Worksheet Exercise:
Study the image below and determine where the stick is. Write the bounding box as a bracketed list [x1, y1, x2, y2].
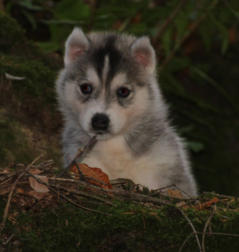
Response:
[27, 172, 111, 215]
[199, 232, 239, 238]
[55, 189, 111, 215]
[0, 155, 43, 233]
[201, 206, 215, 251]
[49, 176, 174, 207]
[178, 232, 194, 252]
[1, 233, 14, 246]
[47, 183, 114, 206]
[58, 136, 97, 177]
[179, 209, 202, 252]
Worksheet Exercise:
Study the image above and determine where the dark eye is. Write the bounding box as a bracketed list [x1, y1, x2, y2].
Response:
[117, 87, 131, 98]
[80, 83, 93, 95]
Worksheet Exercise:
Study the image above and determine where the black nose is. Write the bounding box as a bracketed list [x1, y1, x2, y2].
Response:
[91, 113, 109, 132]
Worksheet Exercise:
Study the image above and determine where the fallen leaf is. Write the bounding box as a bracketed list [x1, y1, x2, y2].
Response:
[29, 175, 49, 193]
[29, 168, 42, 175]
[176, 201, 187, 208]
[5, 72, 25, 80]
[0, 168, 11, 174]
[166, 189, 184, 199]
[195, 197, 219, 210]
[70, 163, 112, 189]
[28, 190, 49, 200]
[0, 186, 11, 195]
[16, 187, 25, 194]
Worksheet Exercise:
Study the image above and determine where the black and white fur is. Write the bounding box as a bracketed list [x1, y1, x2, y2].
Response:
[56, 27, 197, 197]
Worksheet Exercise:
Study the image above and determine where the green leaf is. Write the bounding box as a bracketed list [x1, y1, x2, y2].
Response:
[161, 27, 173, 56]
[55, 0, 90, 21]
[18, 0, 42, 11]
[187, 141, 204, 153]
[174, 12, 189, 48]
[209, 13, 229, 55]
[22, 9, 37, 30]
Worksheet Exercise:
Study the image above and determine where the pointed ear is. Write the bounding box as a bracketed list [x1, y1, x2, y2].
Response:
[64, 27, 89, 66]
[131, 36, 156, 74]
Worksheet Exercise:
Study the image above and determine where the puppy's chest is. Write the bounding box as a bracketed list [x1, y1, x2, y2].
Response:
[84, 137, 154, 179]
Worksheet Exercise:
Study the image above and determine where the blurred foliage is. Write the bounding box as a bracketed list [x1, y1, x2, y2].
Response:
[2, 0, 239, 194]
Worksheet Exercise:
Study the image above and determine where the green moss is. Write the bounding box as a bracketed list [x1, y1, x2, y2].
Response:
[0, 10, 60, 110]
[0, 197, 235, 251]
[0, 11, 26, 54]
[0, 54, 56, 107]
[0, 10, 62, 136]
[0, 11, 62, 168]
[0, 110, 35, 166]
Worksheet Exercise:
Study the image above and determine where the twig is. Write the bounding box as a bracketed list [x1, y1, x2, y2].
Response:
[112, 189, 174, 207]
[198, 231, 239, 238]
[70, 136, 97, 166]
[59, 136, 97, 177]
[159, 0, 218, 72]
[27, 172, 111, 215]
[50, 183, 114, 206]
[201, 206, 216, 252]
[154, 0, 188, 45]
[178, 227, 238, 252]
[49, 176, 113, 194]
[56, 189, 111, 215]
[178, 232, 194, 252]
[151, 184, 194, 199]
[1, 233, 14, 246]
[206, 192, 235, 199]
[0, 155, 43, 233]
[49, 176, 174, 207]
[179, 209, 202, 252]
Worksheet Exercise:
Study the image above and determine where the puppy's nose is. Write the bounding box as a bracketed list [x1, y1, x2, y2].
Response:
[91, 113, 109, 132]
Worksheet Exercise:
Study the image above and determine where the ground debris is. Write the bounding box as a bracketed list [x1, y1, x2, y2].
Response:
[1, 157, 239, 251]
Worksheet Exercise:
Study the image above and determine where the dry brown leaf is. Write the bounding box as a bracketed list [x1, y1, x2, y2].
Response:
[0, 168, 11, 174]
[28, 190, 49, 200]
[70, 163, 112, 189]
[176, 201, 187, 208]
[29, 168, 42, 175]
[0, 186, 11, 195]
[29, 175, 49, 193]
[195, 197, 219, 210]
[16, 187, 25, 194]
[167, 189, 184, 199]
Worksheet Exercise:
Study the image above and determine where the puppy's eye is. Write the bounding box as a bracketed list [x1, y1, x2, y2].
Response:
[117, 87, 131, 98]
[80, 83, 93, 95]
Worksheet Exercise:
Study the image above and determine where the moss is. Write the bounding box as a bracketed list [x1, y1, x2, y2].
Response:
[0, 10, 63, 170]
[0, 9, 62, 134]
[0, 10, 60, 111]
[0, 54, 56, 107]
[0, 110, 35, 166]
[0, 11, 60, 64]
[0, 109, 61, 168]
[4, 199, 236, 252]
[0, 11, 26, 54]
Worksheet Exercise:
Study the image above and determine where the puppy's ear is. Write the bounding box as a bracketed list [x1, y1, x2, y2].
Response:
[131, 36, 156, 74]
[64, 27, 89, 66]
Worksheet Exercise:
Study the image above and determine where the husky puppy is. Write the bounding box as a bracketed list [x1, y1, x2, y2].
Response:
[56, 27, 197, 197]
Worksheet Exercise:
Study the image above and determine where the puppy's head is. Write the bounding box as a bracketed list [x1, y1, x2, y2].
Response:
[57, 27, 159, 140]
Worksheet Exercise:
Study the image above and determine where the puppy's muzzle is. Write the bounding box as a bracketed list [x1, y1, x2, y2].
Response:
[91, 113, 109, 133]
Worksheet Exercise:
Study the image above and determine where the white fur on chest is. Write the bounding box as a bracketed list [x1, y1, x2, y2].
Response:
[83, 136, 177, 189]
